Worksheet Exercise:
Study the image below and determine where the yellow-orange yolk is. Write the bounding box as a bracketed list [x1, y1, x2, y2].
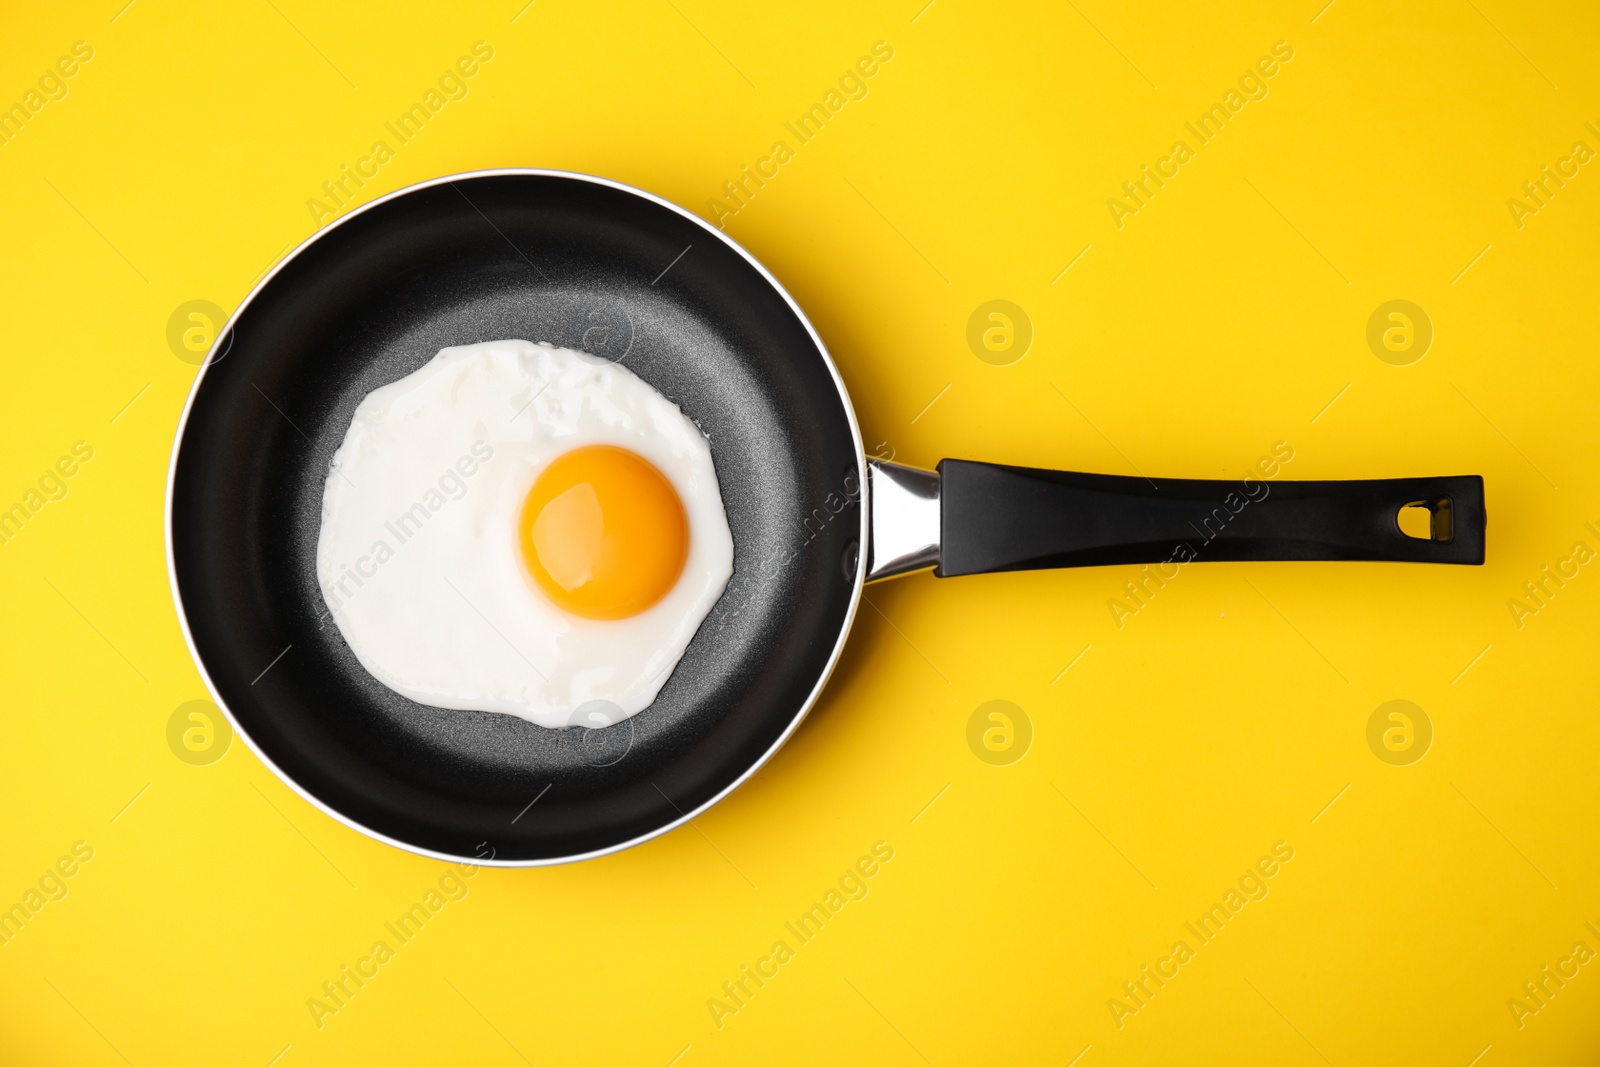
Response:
[518, 445, 689, 620]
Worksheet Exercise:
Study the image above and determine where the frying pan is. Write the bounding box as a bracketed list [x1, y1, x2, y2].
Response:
[167, 170, 1486, 866]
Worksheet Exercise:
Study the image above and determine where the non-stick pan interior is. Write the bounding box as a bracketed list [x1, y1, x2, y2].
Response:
[170, 173, 863, 863]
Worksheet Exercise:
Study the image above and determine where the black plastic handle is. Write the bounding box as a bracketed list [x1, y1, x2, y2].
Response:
[937, 459, 1485, 577]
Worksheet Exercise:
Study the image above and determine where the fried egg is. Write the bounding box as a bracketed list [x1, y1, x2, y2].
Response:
[316, 339, 734, 728]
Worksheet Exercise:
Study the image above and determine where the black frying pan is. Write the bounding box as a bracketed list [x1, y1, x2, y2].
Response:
[167, 170, 1486, 865]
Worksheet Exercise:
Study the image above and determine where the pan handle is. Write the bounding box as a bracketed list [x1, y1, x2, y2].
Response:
[925, 459, 1485, 577]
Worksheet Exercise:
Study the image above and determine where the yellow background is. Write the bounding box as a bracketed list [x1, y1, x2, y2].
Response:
[2, 0, 1597, 1063]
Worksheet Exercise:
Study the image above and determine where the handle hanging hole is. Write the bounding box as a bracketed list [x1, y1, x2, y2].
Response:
[1398, 498, 1453, 542]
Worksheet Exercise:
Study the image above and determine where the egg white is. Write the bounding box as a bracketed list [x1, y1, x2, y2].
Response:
[316, 339, 734, 728]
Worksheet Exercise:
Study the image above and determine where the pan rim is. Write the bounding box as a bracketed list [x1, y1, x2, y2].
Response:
[163, 167, 869, 867]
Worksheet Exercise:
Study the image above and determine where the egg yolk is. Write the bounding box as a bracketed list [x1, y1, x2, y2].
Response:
[518, 445, 689, 620]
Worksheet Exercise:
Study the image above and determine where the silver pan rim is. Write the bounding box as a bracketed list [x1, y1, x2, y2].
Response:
[163, 168, 869, 867]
